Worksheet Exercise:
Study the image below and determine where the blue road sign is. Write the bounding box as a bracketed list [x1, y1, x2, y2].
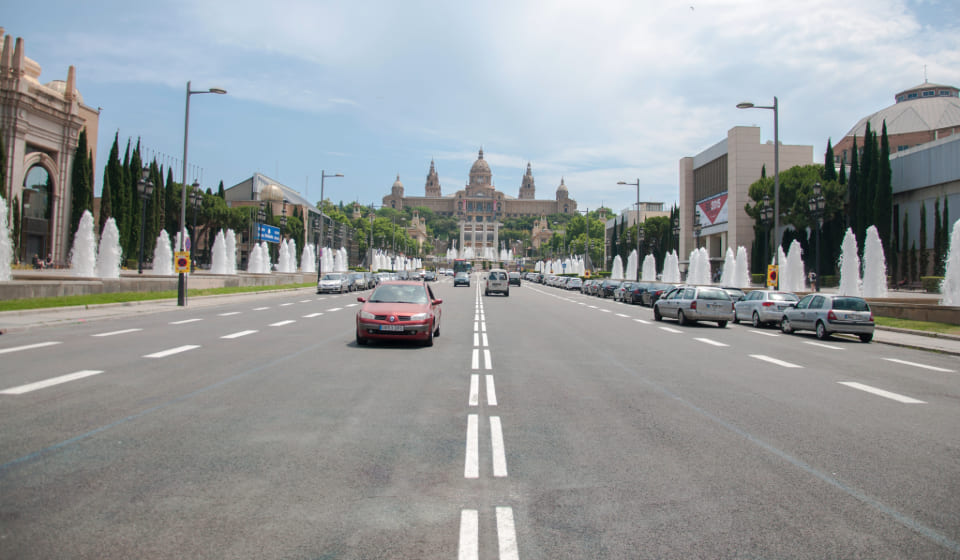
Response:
[258, 224, 281, 243]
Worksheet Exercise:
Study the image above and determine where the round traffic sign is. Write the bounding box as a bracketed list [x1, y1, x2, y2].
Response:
[177, 256, 189, 268]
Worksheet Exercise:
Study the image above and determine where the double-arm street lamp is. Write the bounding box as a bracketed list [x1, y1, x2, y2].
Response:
[693, 210, 702, 249]
[672, 215, 680, 252]
[190, 183, 202, 272]
[737, 96, 779, 288]
[316, 170, 344, 283]
[760, 194, 774, 272]
[136, 167, 154, 275]
[808, 182, 825, 292]
[178, 81, 226, 306]
[618, 178, 641, 278]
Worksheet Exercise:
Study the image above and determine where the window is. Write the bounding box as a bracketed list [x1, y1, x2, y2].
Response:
[810, 296, 825, 309]
[907, 92, 918, 99]
[938, 90, 952, 96]
[898, 145, 909, 152]
[922, 90, 934, 97]
[795, 295, 814, 309]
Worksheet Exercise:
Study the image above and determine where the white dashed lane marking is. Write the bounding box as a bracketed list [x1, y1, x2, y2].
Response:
[0, 341, 62, 355]
[694, 337, 729, 347]
[750, 330, 779, 337]
[253, 307, 270, 311]
[469, 375, 479, 406]
[838, 382, 926, 404]
[659, 327, 682, 334]
[804, 341, 844, 350]
[465, 414, 479, 479]
[269, 320, 295, 327]
[144, 345, 201, 358]
[221, 330, 258, 339]
[486, 375, 498, 406]
[92, 328, 142, 337]
[496, 507, 520, 560]
[169, 318, 202, 325]
[218, 312, 241, 317]
[490, 416, 508, 477]
[303, 312, 323, 318]
[750, 354, 803, 368]
[326, 307, 343, 312]
[0, 370, 103, 395]
[883, 358, 955, 373]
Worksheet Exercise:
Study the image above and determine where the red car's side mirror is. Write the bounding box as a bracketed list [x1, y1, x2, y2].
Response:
[357, 297, 366, 303]
[433, 299, 443, 305]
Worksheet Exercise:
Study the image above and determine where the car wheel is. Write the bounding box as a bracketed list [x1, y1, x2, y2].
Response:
[423, 323, 435, 347]
[752, 311, 761, 328]
[434, 322, 440, 337]
[485, 289, 489, 296]
[717, 320, 728, 328]
[816, 321, 830, 340]
[780, 317, 792, 334]
[654, 306, 662, 321]
[505, 290, 509, 297]
[677, 310, 687, 326]
[859, 332, 873, 343]
[356, 327, 368, 346]
[732, 310, 739, 324]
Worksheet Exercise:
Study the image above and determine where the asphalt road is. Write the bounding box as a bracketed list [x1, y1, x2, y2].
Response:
[0, 276, 958, 559]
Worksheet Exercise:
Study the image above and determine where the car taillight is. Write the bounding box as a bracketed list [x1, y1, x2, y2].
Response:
[827, 310, 837, 321]
[691, 301, 697, 310]
[762, 301, 774, 307]
[869, 313, 874, 322]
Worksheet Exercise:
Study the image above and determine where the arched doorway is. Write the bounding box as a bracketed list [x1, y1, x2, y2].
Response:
[22, 164, 53, 264]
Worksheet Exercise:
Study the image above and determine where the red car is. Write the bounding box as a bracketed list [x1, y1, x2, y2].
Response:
[355, 281, 442, 346]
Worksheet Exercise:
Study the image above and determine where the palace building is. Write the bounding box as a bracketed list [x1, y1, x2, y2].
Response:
[382, 148, 577, 253]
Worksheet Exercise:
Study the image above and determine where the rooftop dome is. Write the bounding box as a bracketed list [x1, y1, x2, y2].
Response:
[469, 148, 492, 187]
[392, 174, 403, 189]
[260, 184, 285, 201]
[844, 82, 960, 139]
[557, 177, 568, 192]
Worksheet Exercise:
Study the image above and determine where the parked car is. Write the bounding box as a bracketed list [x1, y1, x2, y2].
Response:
[614, 281, 636, 302]
[622, 282, 651, 305]
[780, 294, 874, 342]
[454, 271, 471, 287]
[566, 277, 583, 291]
[600, 279, 621, 298]
[485, 268, 510, 296]
[355, 281, 442, 346]
[424, 270, 437, 281]
[653, 285, 735, 327]
[721, 287, 746, 303]
[734, 290, 799, 327]
[641, 282, 679, 307]
[508, 271, 522, 286]
[317, 272, 350, 294]
[348, 272, 368, 291]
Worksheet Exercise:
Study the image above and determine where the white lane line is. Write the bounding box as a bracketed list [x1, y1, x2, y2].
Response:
[0, 341, 62, 355]
[750, 330, 779, 337]
[458, 509, 479, 560]
[804, 341, 844, 350]
[316, 297, 326, 301]
[326, 307, 343, 312]
[579, 302, 587, 305]
[838, 382, 926, 404]
[1, 370, 103, 395]
[269, 320, 295, 327]
[465, 414, 479, 478]
[481, 322, 487, 333]
[599, 308, 611, 313]
[490, 416, 508, 477]
[486, 375, 498, 406]
[482, 333, 489, 347]
[469, 375, 479, 406]
[219, 312, 242, 317]
[169, 318, 202, 325]
[496, 507, 520, 560]
[280, 303, 295, 307]
[474, 333, 479, 346]
[484, 349, 492, 370]
[92, 328, 142, 337]
[472, 349, 479, 370]
[144, 345, 200, 358]
[303, 312, 324, 318]
[345, 303, 358, 308]
[659, 327, 682, 334]
[884, 358, 955, 373]
[475, 314, 480, 321]
[221, 330, 258, 339]
[253, 306, 270, 311]
[634, 318, 651, 325]
[587, 305, 598, 309]
[474, 321, 479, 332]
[616, 313, 630, 318]
[750, 354, 803, 368]
[694, 337, 729, 347]
[299, 299, 312, 303]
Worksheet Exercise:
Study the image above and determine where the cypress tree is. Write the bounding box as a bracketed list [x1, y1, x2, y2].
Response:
[69, 129, 92, 249]
[847, 136, 859, 231]
[858, 123, 874, 245]
[761, 164, 766, 179]
[910, 241, 918, 282]
[12, 196, 20, 261]
[126, 141, 143, 260]
[838, 158, 847, 185]
[934, 197, 943, 276]
[901, 212, 909, 284]
[105, 133, 122, 235]
[824, 139, 837, 182]
[165, 167, 177, 235]
[611, 215, 618, 263]
[944, 197, 951, 262]
[99, 172, 112, 234]
[919, 201, 928, 276]
[217, 180, 225, 199]
[875, 121, 892, 257]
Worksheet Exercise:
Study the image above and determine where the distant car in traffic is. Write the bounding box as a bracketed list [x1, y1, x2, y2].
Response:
[780, 294, 874, 342]
[317, 272, 350, 294]
[454, 271, 470, 287]
[485, 268, 509, 296]
[508, 271, 522, 286]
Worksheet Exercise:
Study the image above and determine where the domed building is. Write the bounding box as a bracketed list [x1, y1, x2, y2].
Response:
[382, 148, 577, 255]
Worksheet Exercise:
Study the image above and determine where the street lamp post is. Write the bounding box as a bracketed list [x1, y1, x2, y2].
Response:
[617, 179, 641, 277]
[693, 210, 702, 249]
[136, 166, 154, 275]
[190, 183, 202, 272]
[316, 170, 344, 283]
[178, 81, 226, 306]
[738, 96, 779, 288]
[808, 182, 825, 292]
[760, 195, 773, 277]
[672, 215, 680, 253]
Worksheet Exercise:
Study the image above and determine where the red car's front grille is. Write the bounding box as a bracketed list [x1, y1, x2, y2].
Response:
[374, 315, 412, 321]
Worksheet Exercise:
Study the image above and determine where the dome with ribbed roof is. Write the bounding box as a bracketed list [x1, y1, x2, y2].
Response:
[844, 82, 960, 139]
[469, 148, 492, 187]
[260, 183, 285, 201]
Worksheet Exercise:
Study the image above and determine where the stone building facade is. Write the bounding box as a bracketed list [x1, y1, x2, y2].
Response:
[0, 28, 100, 265]
[382, 149, 577, 254]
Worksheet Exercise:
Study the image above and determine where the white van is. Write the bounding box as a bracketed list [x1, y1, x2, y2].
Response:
[485, 268, 509, 296]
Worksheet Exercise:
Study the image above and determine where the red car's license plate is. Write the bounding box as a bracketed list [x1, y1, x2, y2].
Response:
[379, 324, 404, 332]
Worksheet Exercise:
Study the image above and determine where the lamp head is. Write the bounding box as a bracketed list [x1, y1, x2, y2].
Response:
[736, 102, 755, 109]
[617, 181, 627, 185]
[208, 88, 227, 95]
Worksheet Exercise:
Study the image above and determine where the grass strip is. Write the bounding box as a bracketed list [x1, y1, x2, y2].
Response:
[0, 283, 314, 312]
[875, 316, 960, 336]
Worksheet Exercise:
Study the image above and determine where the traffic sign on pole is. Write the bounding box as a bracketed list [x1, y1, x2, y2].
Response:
[175, 251, 191, 274]
[767, 265, 779, 288]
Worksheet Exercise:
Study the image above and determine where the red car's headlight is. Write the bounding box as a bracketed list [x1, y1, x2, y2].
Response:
[359, 310, 375, 320]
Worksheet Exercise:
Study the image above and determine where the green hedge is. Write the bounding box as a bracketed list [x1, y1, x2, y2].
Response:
[921, 276, 944, 293]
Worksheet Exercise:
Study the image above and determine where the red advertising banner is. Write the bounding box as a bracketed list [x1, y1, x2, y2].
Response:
[697, 193, 728, 226]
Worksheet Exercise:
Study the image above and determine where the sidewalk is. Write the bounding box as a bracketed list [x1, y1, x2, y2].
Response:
[3, 289, 960, 356]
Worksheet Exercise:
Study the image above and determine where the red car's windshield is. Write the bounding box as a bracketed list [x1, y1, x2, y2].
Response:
[369, 284, 428, 304]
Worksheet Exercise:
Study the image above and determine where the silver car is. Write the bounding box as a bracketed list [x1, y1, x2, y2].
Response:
[653, 285, 735, 327]
[780, 294, 875, 342]
[317, 272, 350, 294]
[734, 290, 800, 328]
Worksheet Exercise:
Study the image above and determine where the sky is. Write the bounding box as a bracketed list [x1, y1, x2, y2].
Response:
[4, 0, 959, 216]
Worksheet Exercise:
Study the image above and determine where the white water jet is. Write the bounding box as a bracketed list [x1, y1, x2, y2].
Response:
[277, 239, 292, 273]
[862, 225, 888, 298]
[0, 196, 13, 281]
[779, 241, 805, 292]
[152, 230, 173, 275]
[662, 250, 681, 283]
[211, 230, 228, 274]
[641, 254, 657, 281]
[720, 247, 736, 286]
[734, 246, 750, 288]
[624, 250, 637, 281]
[687, 247, 711, 284]
[225, 229, 237, 274]
[301, 243, 316, 273]
[941, 219, 960, 305]
[610, 256, 624, 280]
[96, 218, 122, 279]
[837, 228, 862, 296]
[70, 210, 97, 277]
